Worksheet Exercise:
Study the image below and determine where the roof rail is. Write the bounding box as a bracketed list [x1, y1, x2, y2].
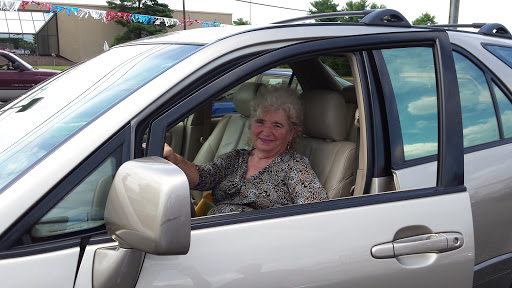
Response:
[360, 9, 411, 27]
[478, 23, 512, 39]
[271, 9, 411, 27]
[271, 10, 373, 24]
[428, 23, 512, 39]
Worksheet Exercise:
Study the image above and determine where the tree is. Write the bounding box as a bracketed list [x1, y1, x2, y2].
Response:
[308, 0, 339, 22]
[339, 0, 386, 22]
[233, 18, 251, 25]
[309, 0, 386, 23]
[106, 0, 175, 46]
[412, 12, 438, 25]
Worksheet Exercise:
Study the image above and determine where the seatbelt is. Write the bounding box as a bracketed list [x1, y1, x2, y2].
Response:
[200, 105, 212, 144]
[351, 109, 360, 195]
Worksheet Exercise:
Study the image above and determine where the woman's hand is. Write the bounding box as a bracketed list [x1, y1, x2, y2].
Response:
[163, 143, 180, 164]
[162, 143, 199, 188]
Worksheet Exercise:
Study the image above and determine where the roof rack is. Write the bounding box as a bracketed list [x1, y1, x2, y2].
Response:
[428, 23, 512, 39]
[272, 9, 411, 27]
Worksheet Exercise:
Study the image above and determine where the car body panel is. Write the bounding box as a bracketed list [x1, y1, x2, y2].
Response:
[132, 192, 474, 288]
[0, 247, 79, 288]
[395, 142, 512, 266]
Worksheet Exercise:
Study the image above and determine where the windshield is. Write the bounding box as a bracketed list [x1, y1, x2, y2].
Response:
[0, 44, 200, 192]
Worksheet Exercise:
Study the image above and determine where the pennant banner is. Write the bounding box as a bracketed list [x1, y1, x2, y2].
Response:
[0, 1, 226, 28]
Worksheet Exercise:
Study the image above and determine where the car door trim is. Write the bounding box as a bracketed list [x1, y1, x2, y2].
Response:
[191, 185, 467, 230]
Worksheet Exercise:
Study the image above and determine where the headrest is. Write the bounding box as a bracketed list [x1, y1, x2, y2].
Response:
[301, 90, 350, 141]
[233, 82, 263, 117]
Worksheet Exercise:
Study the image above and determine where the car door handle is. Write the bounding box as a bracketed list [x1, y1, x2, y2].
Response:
[371, 232, 464, 259]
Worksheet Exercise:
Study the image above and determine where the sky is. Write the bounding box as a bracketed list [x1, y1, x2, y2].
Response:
[57, 0, 512, 31]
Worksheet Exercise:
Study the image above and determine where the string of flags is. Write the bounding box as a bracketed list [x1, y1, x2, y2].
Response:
[0, 0, 226, 28]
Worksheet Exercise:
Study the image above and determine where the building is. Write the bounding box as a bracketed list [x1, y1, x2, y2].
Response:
[0, 2, 232, 64]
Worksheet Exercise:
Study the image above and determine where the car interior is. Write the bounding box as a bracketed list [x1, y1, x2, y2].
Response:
[144, 53, 373, 217]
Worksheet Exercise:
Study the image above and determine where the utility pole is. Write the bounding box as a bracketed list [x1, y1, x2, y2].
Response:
[449, 0, 460, 24]
[183, 0, 186, 30]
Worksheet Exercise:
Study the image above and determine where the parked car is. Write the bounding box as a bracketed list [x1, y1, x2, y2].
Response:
[0, 50, 60, 105]
[1, 9, 512, 288]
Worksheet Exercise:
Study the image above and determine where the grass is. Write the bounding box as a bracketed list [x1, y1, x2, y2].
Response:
[34, 66, 70, 71]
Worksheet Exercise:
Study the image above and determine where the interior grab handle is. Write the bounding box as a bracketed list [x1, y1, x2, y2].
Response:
[371, 232, 464, 259]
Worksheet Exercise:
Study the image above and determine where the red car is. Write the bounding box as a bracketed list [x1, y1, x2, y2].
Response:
[0, 50, 60, 104]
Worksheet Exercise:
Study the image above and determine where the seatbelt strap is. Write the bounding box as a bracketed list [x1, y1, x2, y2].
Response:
[351, 109, 360, 195]
[200, 106, 212, 144]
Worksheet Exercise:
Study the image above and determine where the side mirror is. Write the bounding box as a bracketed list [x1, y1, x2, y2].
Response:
[93, 157, 191, 288]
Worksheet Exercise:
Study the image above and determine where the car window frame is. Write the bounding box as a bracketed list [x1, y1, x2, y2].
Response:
[381, 42, 512, 169]
[145, 30, 465, 230]
[0, 125, 130, 258]
[373, 41, 464, 188]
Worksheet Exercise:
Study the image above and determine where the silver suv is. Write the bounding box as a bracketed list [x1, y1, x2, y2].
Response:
[1, 9, 511, 288]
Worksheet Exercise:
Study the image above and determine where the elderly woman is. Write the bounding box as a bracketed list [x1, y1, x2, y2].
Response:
[164, 86, 328, 215]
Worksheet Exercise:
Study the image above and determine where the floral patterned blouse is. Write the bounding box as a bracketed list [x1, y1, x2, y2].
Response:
[194, 149, 328, 215]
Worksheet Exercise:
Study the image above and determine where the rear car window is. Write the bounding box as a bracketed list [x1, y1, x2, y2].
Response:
[453, 52, 499, 147]
[484, 44, 512, 69]
[494, 82, 512, 139]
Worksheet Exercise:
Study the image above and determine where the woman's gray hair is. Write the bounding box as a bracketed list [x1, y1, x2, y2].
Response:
[249, 85, 303, 148]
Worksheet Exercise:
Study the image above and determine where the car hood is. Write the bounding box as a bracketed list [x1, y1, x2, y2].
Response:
[35, 68, 61, 75]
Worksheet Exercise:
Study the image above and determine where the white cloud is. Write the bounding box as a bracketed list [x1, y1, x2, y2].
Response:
[403, 142, 437, 160]
[408, 96, 437, 115]
[463, 117, 499, 147]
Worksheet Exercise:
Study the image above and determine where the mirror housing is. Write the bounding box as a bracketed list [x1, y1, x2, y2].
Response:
[104, 156, 191, 255]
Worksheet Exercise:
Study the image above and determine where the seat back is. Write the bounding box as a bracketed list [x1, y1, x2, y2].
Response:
[296, 89, 356, 199]
[193, 82, 262, 164]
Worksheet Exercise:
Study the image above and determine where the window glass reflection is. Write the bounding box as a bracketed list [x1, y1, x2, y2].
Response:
[7, 19, 22, 33]
[5, 11, 19, 20]
[382, 47, 438, 160]
[453, 52, 499, 147]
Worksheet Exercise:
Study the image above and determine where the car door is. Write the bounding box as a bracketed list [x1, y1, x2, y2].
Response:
[95, 31, 472, 287]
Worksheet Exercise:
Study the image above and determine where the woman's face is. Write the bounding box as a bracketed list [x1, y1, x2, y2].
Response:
[251, 109, 295, 157]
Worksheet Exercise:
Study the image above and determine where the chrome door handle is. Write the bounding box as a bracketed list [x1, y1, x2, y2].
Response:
[371, 232, 464, 259]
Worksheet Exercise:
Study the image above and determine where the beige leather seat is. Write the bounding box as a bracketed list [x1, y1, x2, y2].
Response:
[296, 89, 356, 199]
[193, 82, 262, 165]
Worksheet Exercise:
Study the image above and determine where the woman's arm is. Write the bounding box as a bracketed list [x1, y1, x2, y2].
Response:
[287, 156, 329, 204]
[163, 144, 199, 188]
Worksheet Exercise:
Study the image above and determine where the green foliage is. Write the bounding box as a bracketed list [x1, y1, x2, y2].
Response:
[308, 0, 339, 22]
[320, 56, 352, 78]
[106, 0, 175, 46]
[339, 0, 386, 22]
[233, 18, 251, 25]
[309, 0, 386, 23]
[412, 12, 438, 25]
[0, 37, 37, 54]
